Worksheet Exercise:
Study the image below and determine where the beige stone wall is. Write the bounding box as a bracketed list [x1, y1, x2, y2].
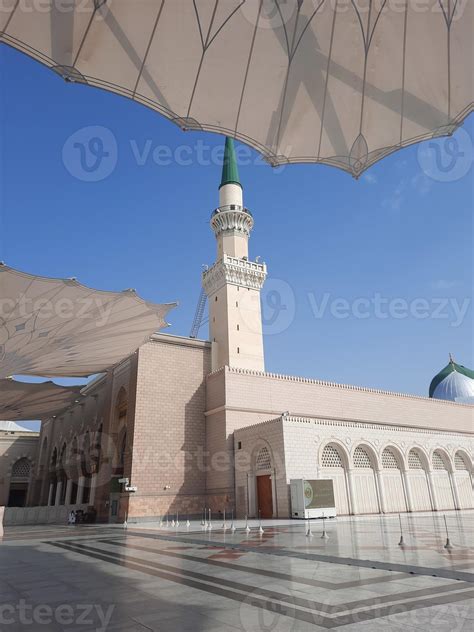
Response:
[205, 366, 473, 518]
[223, 367, 473, 433]
[0, 432, 39, 506]
[128, 333, 211, 520]
[234, 415, 473, 517]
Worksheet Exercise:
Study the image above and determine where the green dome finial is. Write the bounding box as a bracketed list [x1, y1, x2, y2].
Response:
[219, 137, 241, 190]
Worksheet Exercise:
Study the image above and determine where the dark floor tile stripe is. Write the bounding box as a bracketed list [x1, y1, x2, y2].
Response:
[98, 537, 434, 591]
[51, 540, 474, 620]
[123, 530, 474, 583]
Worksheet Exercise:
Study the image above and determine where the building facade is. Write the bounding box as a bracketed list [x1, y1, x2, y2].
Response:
[3, 138, 473, 523]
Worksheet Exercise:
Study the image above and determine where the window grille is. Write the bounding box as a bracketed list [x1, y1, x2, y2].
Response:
[321, 445, 343, 468]
[454, 453, 468, 471]
[353, 447, 373, 468]
[12, 458, 30, 479]
[382, 448, 400, 469]
[408, 450, 424, 469]
[432, 451, 447, 470]
[256, 447, 272, 471]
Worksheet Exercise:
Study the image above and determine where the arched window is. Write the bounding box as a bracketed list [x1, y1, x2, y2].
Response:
[408, 449, 425, 469]
[8, 458, 31, 508]
[382, 448, 400, 469]
[119, 432, 127, 468]
[12, 458, 30, 479]
[353, 446, 373, 469]
[256, 446, 272, 471]
[432, 450, 448, 470]
[321, 445, 344, 468]
[454, 452, 469, 471]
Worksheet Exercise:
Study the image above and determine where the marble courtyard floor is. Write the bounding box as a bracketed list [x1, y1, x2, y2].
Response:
[0, 512, 473, 631]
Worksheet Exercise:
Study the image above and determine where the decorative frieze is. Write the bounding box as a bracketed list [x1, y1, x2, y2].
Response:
[203, 254, 267, 294]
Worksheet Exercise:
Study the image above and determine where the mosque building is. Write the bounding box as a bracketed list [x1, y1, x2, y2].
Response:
[1, 139, 473, 525]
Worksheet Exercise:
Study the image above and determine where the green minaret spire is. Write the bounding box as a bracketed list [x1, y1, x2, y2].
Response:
[219, 137, 242, 189]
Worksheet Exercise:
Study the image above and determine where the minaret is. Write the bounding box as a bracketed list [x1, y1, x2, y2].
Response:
[203, 138, 267, 372]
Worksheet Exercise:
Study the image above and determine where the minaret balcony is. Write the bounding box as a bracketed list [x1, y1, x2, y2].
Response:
[211, 205, 254, 238]
[203, 254, 267, 295]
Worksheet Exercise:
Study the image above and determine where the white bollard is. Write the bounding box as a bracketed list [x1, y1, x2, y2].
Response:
[208, 508, 213, 530]
[443, 515, 453, 550]
[258, 510, 264, 535]
[306, 520, 313, 538]
[398, 513, 405, 546]
[321, 513, 329, 540]
[245, 515, 251, 533]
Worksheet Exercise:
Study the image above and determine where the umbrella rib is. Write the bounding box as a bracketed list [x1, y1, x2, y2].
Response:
[399, 0, 409, 146]
[317, 1, 338, 160]
[132, 0, 165, 97]
[193, 0, 206, 49]
[234, 0, 262, 134]
[186, 0, 219, 118]
[206, 1, 246, 49]
[290, 0, 327, 63]
[2, 0, 20, 33]
[72, 8, 98, 68]
[357, 0, 372, 136]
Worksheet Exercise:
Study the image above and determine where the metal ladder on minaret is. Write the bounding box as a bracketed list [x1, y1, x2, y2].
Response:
[189, 288, 208, 338]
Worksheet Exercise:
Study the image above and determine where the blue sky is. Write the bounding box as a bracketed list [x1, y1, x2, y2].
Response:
[1, 44, 472, 420]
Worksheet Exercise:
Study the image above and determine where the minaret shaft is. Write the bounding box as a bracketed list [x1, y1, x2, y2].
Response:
[202, 138, 266, 372]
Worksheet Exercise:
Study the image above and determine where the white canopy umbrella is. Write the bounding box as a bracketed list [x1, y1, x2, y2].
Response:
[0, 378, 84, 421]
[0, 264, 175, 378]
[0, 1, 471, 175]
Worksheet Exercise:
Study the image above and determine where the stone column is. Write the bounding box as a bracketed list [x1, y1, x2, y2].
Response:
[76, 476, 85, 505]
[402, 470, 414, 512]
[375, 470, 386, 513]
[346, 469, 358, 515]
[450, 472, 462, 510]
[427, 471, 439, 511]
[89, 474, 98, 505]
[64, 479, 73, 505]
[47, 483, 54, 506]
[54, 481, 63, 506]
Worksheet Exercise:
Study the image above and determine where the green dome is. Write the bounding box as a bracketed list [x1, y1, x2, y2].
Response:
[429, 357, 474, 398]
[219, 137, 241, 190]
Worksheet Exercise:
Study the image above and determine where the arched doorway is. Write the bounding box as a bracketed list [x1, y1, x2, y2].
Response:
[352, 445, 380, 514]
[255, 446, 273, 518]
[432, 450, 456, 510]
[319, 443, 350, 515]
[408, 448, 432, 511]
[453, 451, 473, 509]
[8, 458, 31, 507]
[381, 447, 407, 513]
